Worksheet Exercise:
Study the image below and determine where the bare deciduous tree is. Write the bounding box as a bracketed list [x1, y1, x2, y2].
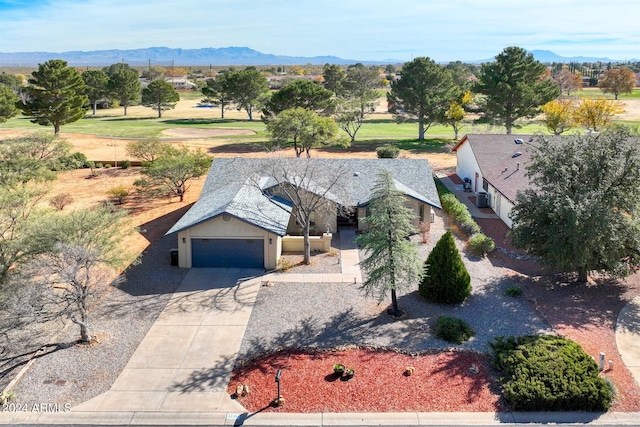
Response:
[244, 157, 349, 264]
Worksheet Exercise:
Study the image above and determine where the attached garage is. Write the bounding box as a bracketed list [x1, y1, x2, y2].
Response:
[191, 238, 264, 268]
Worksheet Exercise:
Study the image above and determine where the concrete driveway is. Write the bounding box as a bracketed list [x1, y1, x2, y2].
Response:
[74, 268, 263, 413]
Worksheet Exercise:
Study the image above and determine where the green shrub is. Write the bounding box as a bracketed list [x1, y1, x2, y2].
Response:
[490, 335, 613, 411]
[86, 160, 95, 169]
[440, 193, 481, 235]
[120, 160, 131, 169]
[95, 162, 103, 168]
[104, 163, 112, 168]
[58, 151, 88, 169]
[504, 285, 522, 297]
[435, 316, 475, 344]
[376, 144, 400, 158]
[433, 176, 452, 196]
[468, 233, 495, 256]
[419, 230, 471, 303]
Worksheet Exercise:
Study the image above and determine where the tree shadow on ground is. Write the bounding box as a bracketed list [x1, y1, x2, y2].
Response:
[522, 273, 639, 332]
[168, 355, 236, 392]
[0, 341, 76, 388]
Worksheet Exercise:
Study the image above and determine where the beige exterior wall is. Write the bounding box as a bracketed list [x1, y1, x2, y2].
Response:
[286, 203, 337, 235]
[357, 198, 433, 232]
[282, 233, 332, 252]
[176, 215, 281, 270]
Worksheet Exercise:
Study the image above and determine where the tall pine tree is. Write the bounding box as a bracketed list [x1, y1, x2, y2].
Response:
[355, 170, 422, 316]
[19, 59, 88, 134]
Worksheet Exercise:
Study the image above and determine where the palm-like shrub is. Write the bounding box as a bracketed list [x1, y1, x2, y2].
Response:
[419, 230, 471, 303]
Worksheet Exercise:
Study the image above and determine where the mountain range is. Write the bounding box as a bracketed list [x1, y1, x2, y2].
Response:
[0, 46, 634, 67]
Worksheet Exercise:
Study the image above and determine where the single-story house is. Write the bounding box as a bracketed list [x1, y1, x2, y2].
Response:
[453, 134, 538, 228]
[165, 77, 198, 90]
[166, 158, 441, 270]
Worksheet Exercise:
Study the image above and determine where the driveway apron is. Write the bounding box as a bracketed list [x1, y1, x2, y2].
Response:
[73, 267, 263, 412]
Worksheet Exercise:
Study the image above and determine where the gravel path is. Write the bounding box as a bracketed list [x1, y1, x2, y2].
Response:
[5, 235, 187, 409]
[237, 211, 551, 362]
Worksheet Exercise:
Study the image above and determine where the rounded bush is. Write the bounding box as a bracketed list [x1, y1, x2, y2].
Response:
[435, 316, 475, 344]
[120, 160, 131, 169]
[376, 144, 400, 158]
[419, 230, 471, 304]
[490, 335, 613, 411]
[468, 233, 495, 256]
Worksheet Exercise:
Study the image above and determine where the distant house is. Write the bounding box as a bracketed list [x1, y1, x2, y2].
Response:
[453, 134, 538, 228]
[165, 77, 197, 90]
[166, 158, 441, 270]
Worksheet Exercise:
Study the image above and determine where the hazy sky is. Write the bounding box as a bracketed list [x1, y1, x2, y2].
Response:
[0, 0, 638, 61]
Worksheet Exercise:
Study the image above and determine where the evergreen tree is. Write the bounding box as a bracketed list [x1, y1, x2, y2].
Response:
[355, 170, 422, 316]
[474, 46, 559, 134]
[387, 57, 456, 141]
[419, 230, 470, 304]
[82, 69, 110, 115]
[105, 63, 140, 116]
[18, 59, 88, 134]
[141, 79, 180, 118]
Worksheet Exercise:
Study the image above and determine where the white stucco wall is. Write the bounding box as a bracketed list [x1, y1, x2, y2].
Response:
[176, 215, 281, 270]
[486, 185, 515, 228]
[455, 142, 482, 192]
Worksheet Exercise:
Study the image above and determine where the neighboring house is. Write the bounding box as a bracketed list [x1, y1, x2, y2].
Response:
[453, 134, 538, 228]
[165, 77, 197, 90]
[166, 158, 441, 270]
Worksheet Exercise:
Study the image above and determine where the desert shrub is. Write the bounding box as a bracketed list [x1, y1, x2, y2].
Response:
[49, 193, 74, 210]
[419, 230, 471, 303]
[104, 163, 112, 169]
[376, 144, 400, 158]
[435, 316, 475, 344]
[58, 151, 88, 169]
[95, 162, 103, 169]
[107, 184, 130, 204]
[120, 160, 131, 169]
[85, 161, 95, 169]
[490, 335, 613, 411]
[504, 285, 522, 297]
[468, 233, 495, 256]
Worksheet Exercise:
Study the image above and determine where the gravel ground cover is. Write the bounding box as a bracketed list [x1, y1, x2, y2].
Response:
[237, 212, 551, 361]
[4, 235, 187, 408]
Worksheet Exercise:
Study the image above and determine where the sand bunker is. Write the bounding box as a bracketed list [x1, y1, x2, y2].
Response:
[162, 128, 256, 138]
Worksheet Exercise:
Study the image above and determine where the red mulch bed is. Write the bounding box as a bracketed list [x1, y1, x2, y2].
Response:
[228, 349, 504, 413]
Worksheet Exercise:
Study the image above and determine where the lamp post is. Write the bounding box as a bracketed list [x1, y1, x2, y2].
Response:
[273, 369, 283, 407]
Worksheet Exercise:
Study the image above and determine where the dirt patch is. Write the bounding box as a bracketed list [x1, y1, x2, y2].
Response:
[162, 127, 256, 138]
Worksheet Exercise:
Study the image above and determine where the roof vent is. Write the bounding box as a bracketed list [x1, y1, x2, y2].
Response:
[515, 138, 524, 144]
[512, 151, 522, 158]
[354, 172, 360, 177]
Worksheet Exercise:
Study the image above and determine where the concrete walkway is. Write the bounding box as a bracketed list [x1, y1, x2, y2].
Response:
[616, 294, 640, 387]
[73, 267, 264, 413]
[437, 174, 499, 219]
[262, 228, 362, 284]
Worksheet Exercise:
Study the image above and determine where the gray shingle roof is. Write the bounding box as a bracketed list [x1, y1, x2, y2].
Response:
[166, 157, 441, 235]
